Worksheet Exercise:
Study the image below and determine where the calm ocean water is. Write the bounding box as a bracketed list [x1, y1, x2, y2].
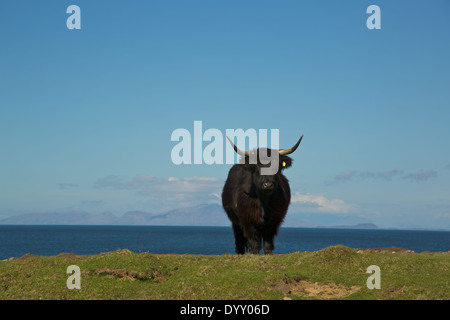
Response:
[0, 225, 449, 260]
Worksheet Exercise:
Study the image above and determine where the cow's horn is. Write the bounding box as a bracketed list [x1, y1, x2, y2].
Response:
[278, 135, 304, 155]
[226, 136, 250, 157]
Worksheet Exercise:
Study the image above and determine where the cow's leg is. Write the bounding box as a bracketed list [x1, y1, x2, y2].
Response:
[246, 233, 262, 254]
[262, 235, 274, 255]
[262, 227, 277, 254]
[232, 223, 246, 254]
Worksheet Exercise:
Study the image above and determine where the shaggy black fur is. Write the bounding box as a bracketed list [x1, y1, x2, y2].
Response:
[222, 149, 293, 254]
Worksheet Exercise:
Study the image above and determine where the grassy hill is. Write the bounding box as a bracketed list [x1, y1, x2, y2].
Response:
[0, 245, 448, 300]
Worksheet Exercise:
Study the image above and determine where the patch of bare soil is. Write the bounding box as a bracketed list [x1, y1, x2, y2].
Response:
[56, 252, 99, 259]
[276, 278, 360, 300]
[356, 247, 415, 254]
[94, 268, 165, 282]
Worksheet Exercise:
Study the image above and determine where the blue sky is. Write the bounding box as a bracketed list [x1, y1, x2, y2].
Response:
[1, 1, 450, 229]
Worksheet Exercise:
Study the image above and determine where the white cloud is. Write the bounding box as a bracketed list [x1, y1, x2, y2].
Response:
[93, 175, 356, 214]
[57, 183, 80, 190]
[325, 168, 439, 185]
[402, 170, 437, 181]
[93, 174, 223, 206]
[325, 171, 357, 185]
[291, 192, 355, 214]
[432, 212, 450, 220]
[210, 193, 222, 200]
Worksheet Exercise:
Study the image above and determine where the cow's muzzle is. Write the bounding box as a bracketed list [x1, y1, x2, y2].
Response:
[261, 181, 275, 192]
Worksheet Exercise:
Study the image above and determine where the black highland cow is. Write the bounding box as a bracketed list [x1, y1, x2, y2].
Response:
[222, 135, 303, 254]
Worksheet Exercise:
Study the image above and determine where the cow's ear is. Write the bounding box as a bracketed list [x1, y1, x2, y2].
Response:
[280, 156, 292, 170]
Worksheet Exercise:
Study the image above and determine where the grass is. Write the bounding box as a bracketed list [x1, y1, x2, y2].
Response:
[0, 246, 448, 300]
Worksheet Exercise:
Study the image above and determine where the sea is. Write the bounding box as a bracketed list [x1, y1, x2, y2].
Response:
[0, 225, 449, 260]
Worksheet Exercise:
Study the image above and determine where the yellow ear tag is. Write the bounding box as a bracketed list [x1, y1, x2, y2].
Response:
[282, 161, 286, 167]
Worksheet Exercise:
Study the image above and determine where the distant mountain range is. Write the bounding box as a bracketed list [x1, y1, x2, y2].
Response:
[0, 204, 229, 226]
[0, 204, 380, 229]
